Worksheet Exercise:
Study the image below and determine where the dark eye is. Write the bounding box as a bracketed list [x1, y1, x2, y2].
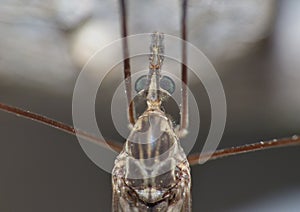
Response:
[135, 75, 148, 93]
[160, 76, 175, 94]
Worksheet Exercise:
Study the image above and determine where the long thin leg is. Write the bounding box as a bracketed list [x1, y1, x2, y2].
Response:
[188, 136, 300, 165]
[2, 102, 299, 167]
[119, 0, 135, 126]
[0, 103, 123, 153]
[179, 0, 188, 136]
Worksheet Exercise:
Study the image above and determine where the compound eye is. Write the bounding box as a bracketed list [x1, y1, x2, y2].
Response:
[135, 75, 148, 93]
[160, 76, 175, 94]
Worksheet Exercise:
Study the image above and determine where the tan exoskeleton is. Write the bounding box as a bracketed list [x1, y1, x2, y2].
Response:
[112, 33, 191, 211]
[0, 0, 299, 211]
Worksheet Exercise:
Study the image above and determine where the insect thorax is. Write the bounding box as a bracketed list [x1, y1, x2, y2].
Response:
[112, 108, 191, 211]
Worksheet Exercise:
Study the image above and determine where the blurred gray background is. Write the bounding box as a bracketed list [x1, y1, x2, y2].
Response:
[0, 0, 300, 211]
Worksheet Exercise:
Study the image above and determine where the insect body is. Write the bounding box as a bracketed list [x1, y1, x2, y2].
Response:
[112, 33, 191, 211]
[0, 0, 299, 211]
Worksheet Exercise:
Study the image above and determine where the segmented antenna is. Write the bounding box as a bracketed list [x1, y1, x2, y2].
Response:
[149, 32, 165, 70]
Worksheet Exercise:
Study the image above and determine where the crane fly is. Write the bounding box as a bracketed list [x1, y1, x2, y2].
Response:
[111, 32, 192, 211]
[0, 0, 300, 211]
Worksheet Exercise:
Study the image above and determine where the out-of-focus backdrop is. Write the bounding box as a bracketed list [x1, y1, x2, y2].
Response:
[0, 0, 299, 211]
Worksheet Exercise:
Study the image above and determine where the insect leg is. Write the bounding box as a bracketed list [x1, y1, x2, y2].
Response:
[119, 0, 136, 126]
[0, 102, 123, 152]
[178, 0, 189, 138]
[188, 136, 300, 165]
